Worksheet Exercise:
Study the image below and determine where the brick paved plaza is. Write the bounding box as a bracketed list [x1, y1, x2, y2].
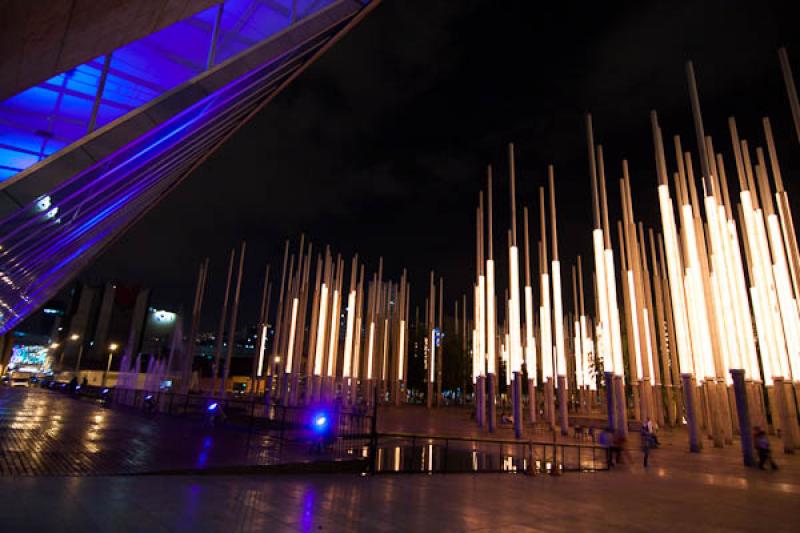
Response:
[1, 387, 798, 531]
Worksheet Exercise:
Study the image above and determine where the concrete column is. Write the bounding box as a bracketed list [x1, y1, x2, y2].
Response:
[477, 376, 485, 428]
[719, 381, 734, 444]
[632, 381, 642, 422]
[704, 381, 725, 447]
[730, 369, 755, 466]
[487, 373, 497, 432]
[557, 375, 569, 436]
[783, 380, 800, 449]
[544, 378, 556, 431]
[527, 378, 537, 424]
[426, 379, 433, 409]
[289, 374, 300, 406]
[312, 374, 322, 404]
[513, 372, 523, 439]
[264, 375, 273, 408]
[280, 373, 290, 405]
[350, 377, 359, 406]
[604, 371, 615, 433]
[727, 384, 740, 436]
[655, 384, 666, 428]
[665, 384, 677, 426]
[614, 375, 628, 437]
[766, 385, 780, 435]
[638, 378, 649, 425]
[367, 379, 375, 408]
[773, 378, 796, 453]
[681, 373, 702, 452]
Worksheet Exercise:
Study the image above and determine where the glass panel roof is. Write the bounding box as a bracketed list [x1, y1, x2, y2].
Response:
[0, 0, 335, 183]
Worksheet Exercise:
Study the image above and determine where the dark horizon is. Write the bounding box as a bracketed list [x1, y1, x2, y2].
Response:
[64, 0, 800, 331]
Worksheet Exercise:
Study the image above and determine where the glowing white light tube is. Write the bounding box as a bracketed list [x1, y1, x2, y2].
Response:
[313, 284, 329, 376]
[342, 290, 356, 378]
[284, 298, 299, 375]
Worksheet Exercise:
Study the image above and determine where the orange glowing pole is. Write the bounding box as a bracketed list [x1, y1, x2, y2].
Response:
[548, 165, 569, 435]
[586, 114, 618, 433]
[651, 112, 700, 451]
[778, 48, 800, 146]
[222, 241, 246, 397]
[507, 143, 524, 437]
[486, 166, 497, 431]
[304, 253, 322, 405]
[539, 186, 554, 431]
[427, 271, 436, 409]
[523, 206, 537, 423]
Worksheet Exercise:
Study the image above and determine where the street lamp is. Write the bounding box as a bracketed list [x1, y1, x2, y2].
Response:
[49, 343, 60, 373]
[70, 334, 85, 376]
[102, 343, 119, 388]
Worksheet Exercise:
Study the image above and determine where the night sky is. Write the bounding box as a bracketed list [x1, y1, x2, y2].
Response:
[81, 0, 799, 330]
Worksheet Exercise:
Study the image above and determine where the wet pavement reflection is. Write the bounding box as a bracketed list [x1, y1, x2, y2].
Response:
[0, 388, 286, 475]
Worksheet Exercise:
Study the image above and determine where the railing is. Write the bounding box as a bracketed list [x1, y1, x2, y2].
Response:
[371, 433, 610, 474]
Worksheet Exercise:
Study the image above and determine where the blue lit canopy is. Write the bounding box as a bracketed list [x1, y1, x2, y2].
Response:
[0, 0, 338, 182]
[0, 0, 377, 333]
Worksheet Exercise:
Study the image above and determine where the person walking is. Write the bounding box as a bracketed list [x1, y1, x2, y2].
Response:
[645, 418, 660, 447]
[640, 425, 654, 467]
[754, 427, 778, 470]
[598, 428, 615, 468]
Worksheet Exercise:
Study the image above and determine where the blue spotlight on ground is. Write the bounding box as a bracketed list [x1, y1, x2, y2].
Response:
[208, 402, 219, 412]
[312, 412, 330, 434]
[102, 388, 109, 394]
[144, 394, 153, 401]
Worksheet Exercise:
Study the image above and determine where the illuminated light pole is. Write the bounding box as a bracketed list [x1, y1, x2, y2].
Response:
[351, 266, 365, 406]
[343, 256, 358, 405]
[548, 166, 569, 436]
[587, 116, 616, 431]
[393, 271, 408, 405]
[507, 143, 524, 438]
[437, 277, 444, 408]
[618, 219, 643, 423]
[475, 195, 487, 428]
[102, 343, 118, 388]
[71, 333, 86, 377]
[223, 241, 246, 398]
[539, 187, 555, 432]
[313, 278, 330, 404]
[427, 271, 435, 409]
[638, 223, 665, 428]
[594, 137, 627, 437]
[325, 258, 342, 402]
[486, 166, 498, 432]
[737, 136, 789, 437]
[684, 69, 729, 445]
[523, 207, 537, 424]
[577, 256, 592, 414]
[754, 150, 800, 450]
[572, 265, 584, 413]
[779, 47, 800, 147]
[651, 113, 700, 451]
[620, 169, 650, 426]
[252, 263, 271, 396]
[281, 297, 299, 404]
[211, 248, 235, 397]
[268, 241, 290, 405]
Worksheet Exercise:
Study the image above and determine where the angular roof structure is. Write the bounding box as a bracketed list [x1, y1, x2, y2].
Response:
[0, 0, 379, 333]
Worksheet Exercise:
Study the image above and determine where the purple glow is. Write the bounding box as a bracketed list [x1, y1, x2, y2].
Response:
[0, 3, 367, 333]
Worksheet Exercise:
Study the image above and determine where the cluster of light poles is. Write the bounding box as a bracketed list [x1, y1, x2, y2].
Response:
[183, 236, 411, 405]
[466, 49, 800, 463]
